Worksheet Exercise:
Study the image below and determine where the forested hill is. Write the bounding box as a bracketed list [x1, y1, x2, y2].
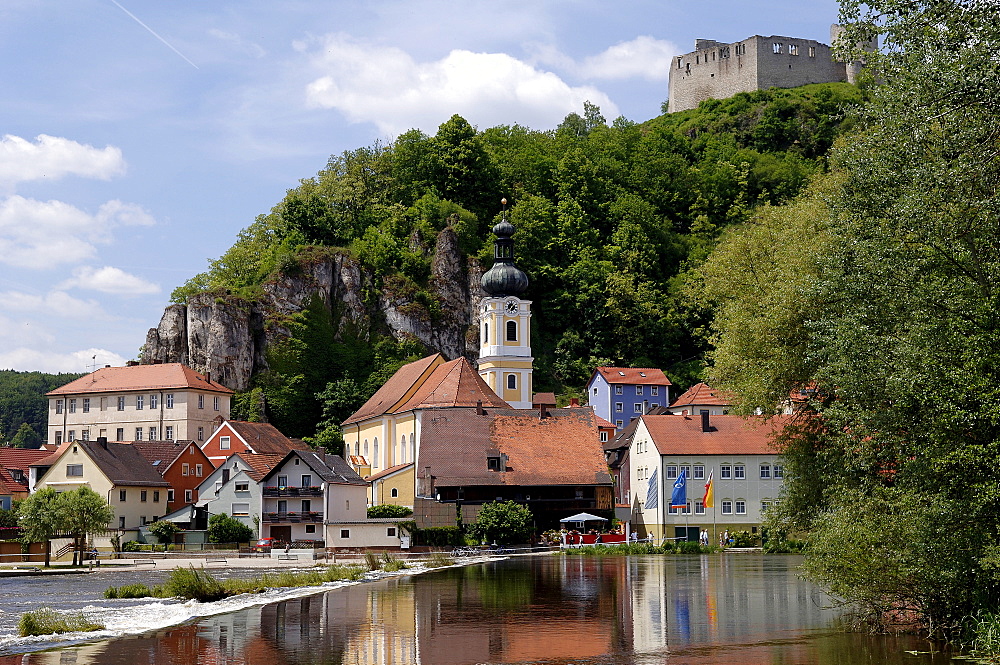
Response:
[0, 370, 83, 447]
[153, 81, 863, 441]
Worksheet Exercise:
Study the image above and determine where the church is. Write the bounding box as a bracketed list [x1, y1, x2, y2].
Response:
[342, 204, 613, 529]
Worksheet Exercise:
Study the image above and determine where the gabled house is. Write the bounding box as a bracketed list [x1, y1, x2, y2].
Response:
[368, 463, 414, 507]
[629, 413, 790, 544]
[0, 447, 53, 507]
[129, 440, 214, 513]
[602, 406, 671, 528]
[668, 382, 732, 416]
[190, 452, 286, 532]
[259, 450, 368, 545]
[201, 420, 311, 468]
[587, 367, 672, 431]
[32, 439, 170, 531]
[45, 362, 233, 446]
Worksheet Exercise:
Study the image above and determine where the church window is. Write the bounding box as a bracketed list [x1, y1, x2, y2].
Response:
[483, 322, 488, 343]
[506, 320, 517, 341]
[507, 374, 517, 390]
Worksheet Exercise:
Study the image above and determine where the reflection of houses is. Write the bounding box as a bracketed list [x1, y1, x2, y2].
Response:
[587, 367, 672, 431]
[201, 420, 311, 467]
[129, 439, 214, 513]
[630, 413, 790, 543]
[31, 439, 169, 531]
[45, 362, 232, 446]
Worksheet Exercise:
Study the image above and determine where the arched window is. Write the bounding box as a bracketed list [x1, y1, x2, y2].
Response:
[409, 434, 415, 463]
[373, 438, 379, 467]
[401, 435, 407, 463]
[507, 374, 517, 390]
[483, 322, 489, 344]
[363, 439, 369, 456]
[391, 488, 398, 498]
[506, 320, 517, 341]
[354, 442, 359, 456]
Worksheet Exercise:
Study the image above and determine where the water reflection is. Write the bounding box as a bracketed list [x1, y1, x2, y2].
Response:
[4, 555, 952, 665]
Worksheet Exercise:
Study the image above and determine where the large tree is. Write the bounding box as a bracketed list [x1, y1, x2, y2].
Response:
[59, 487, 115, 566]
[18, 488, 63, 567]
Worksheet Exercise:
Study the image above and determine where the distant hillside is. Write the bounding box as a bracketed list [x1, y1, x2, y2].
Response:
[0, 370, 82, 447]
[144, 82, 863, 440]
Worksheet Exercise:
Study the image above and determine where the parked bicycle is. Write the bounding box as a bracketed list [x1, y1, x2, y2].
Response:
[451, 546, 478, 557]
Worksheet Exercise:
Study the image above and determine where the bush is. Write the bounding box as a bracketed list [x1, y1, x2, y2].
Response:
[425, 552, 455, 568]
[381, 552, 408, 571]
[731, 531, 758, 547]
[468, 501, 533, 546]
[18, 608, 103, 636]
[364, 551, 381, 571]
[367, 504, 413, 519]
[678, 541, 704, 554]
[147, 520, 180, 547]
[207, 513, 253, 544]
[413, 525, 465, 547]
[121, 540, 145, 552]
[104, 583, 156, 599]
[163, 567, 228, 602]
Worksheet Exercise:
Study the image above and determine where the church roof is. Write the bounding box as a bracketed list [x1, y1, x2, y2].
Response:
[396, 357, 509, 412]
[342, 354, 444, 425]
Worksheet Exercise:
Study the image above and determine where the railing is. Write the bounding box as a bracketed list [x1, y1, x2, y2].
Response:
[262, 486, 323, 497]
[263, 511, 324, 524]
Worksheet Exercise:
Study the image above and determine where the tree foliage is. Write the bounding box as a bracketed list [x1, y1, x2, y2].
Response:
[468, 501, 534, 545]
[207, 513, 254, 544]
[367, 504, 414, 519]
[18, 487, 113, 566]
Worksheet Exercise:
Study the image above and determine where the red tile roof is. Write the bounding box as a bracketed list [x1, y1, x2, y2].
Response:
[592, 367, 672, 386]
[670, 382, 733, 409]
[226, 421, 312, 456]
[594, 414, 615, 429]
[641, 414, 791, 456]
[367, 462, 413, 482]
[234, 452, 286, 481]
[532, 392, 557, 407]
[128, 440, 197, 471]
[47, 363, 232, 396]
[0, 447, 54, 470]
[396, 357, 508, 412]
[343, 354, 443, 425]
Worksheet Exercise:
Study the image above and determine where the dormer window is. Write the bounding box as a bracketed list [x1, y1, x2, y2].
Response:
[618, 371, 625, 376]
[487, 452, 507, 472]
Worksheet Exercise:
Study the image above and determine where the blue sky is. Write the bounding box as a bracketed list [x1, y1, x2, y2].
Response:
[0, 0, 840, 373]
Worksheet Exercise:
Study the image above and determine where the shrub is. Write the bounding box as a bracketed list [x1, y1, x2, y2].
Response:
[207, 513, 253, 544]
[425, 552, 455, 568]
[381, 552, 408, 571]
[104, 583, 155, 599]
[18, 609, 103, 636]
[413, 525, 465, 547]
[121, 540, 144, 552]
[367, 504, 413, 519]
[678, 541, 704, 554]
[163, 567, 228, 602]
[468, 501, 533, 546]
[731, 530, 758, 547]
[364, 552, 381, 571]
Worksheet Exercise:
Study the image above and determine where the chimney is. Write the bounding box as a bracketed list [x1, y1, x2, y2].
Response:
[539, 403, 548, 419]
[701, 411, 710, 432]
[97, 436, 108, 449]
[206, 371, 211, 384]
[569, 397, 579, 407]
[476, 400, 484, 416]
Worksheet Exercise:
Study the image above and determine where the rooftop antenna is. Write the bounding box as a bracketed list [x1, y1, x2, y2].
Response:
[87, 354, 99, 376]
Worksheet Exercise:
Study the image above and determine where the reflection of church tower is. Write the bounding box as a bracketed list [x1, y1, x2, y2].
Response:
[478, 200, 533, 409]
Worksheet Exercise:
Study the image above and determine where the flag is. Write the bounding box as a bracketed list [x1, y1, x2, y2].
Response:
[703, 470, 714, 509]
[671, 468, 687, 509]
[645, 468, 659, 510]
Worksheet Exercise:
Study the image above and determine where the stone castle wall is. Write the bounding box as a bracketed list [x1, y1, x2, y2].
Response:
[667, 28, 851, 113]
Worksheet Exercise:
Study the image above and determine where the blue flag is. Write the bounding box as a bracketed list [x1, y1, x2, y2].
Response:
[671, 469, 687, 509]
[645, 468, 658, 510]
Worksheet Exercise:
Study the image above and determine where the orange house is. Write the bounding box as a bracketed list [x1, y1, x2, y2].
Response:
[201, 421, 311, 468]
[130, 440, 214, 513]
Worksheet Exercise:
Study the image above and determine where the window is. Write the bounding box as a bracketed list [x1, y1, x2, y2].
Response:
[636, 385, 643, 395]
[592, 387, 598, 395]
[119, 516, 126, 529]
[693, 465, 705, 479]
[301, 499, 311, 512]
[195, 464, 203, 477]
[773, 465, 784, 478]
[684, 500, 692, 515]
[69, 399, 76, 413]
[680, 465, 691, 479]
[235, 481, 249, 492]
[100, 397, 107, 411]
[182, 463, 189, 476]
[666, 465, 677, 479]
[140, 516, 147, 526]
[232, 503, 249, 516]
[153, 491, 160, 502]
[809, 46, 816, 57]
[149, 427, 157, 441]
[773, 42, 783, 54]
[149, 394, 157, 409]
[55, 431, 63, 445]
[184, 489, 193, 502]
[340, 529, 350, 539]
[68, 430, 76, 442]
[220, 436, 230, 450]
[198, 395, 204, 409]
[387, 527, 397, 537]
[721, 500, 732, 514]
[81, 431, 90, 441]
[301, 475, 312, 487]
[721, 465, 732, 479]
[695, 500, 705, 514]
[165, 426, 173, 441]
[119, 490, 127, 502]
[668, 505, 678, 514]
[56, 399, 63, 414]
[117, 396, 125, 411]
[651, 386, 659, 396]
[789, 44, 799, 55]
[168, 489, 175, 502]
[391, 488, 398, 498]
[136, 395, 143, 410]
[761, 500, 772, 512]
[197, 427, 204, 442]
[734, 465, 746, 479]
[374, 438, 379, 466]
[507, 374, 517, 390]
[487, 456, 502, 471]
[615, 402, 623, 412]
[115, 428, 124, 441]
[634, 403, 642, 413]
[166, 393, 174, 408]
[735, 500, 746, 514]
[614, 385, 623, 395]
[277, 475, 288, 487]
[615, 420, 623, 428]
[66, 464, 83, 477]
[141, 490, 148, 502]
[305, 524, 316, 534]
[760, 464, 771, 479]
[82, 398, 90, 413]
[506, 320, 517, 341]
[213, 396, 220, 411]
[600, 431, 608, 442]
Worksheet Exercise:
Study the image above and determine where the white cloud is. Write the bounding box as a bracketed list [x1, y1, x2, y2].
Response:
[0, 347, 127, 373]
[1, 290, 105, 318]
[0, 196, 155, 269]
[57, 266, 160, 296]
[0, 134, 125, 187]
[578, 36, 680, 82]
[301, 34, 619, 135]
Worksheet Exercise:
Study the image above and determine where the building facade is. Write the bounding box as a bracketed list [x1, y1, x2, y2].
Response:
[587, 367, 672, 431]
[46, 363, 232, 446]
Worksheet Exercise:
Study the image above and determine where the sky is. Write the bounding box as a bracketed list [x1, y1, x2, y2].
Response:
[0, 0, 841, 374]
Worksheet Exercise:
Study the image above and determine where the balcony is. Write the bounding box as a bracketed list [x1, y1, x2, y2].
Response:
[262, 486, 323, 497]
[263, 511, 324, 524]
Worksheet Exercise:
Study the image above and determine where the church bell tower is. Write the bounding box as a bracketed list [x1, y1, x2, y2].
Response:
[478, 200, 533, 409]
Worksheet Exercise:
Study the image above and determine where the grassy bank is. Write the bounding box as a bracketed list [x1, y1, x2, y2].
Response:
[18, 609, 104, 637]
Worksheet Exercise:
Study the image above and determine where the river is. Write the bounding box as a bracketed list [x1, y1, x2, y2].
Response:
[0, 554, 955, 664]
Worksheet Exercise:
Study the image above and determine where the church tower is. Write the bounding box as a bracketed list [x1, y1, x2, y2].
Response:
[478, 200, 533, 409]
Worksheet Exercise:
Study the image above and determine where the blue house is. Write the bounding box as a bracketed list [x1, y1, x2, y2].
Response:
[586, 367, 672, 431]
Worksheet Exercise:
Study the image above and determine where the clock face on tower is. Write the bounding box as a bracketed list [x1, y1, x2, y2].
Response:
[505, 300, 519, 315]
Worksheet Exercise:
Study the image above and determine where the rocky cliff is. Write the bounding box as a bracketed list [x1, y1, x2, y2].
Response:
[143, 228, 482, 391]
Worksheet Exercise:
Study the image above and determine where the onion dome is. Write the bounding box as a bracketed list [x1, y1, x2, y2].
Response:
[481, 199, 529, 297]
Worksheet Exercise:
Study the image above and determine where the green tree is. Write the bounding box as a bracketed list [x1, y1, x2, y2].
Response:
[207, 513, 253, 545]
[147, 520, 181, 550]
[10, 423, 42, 449]
[18, 488, 63, 567]
[468, 501, 533, 545]
[58, 487, 115, 566]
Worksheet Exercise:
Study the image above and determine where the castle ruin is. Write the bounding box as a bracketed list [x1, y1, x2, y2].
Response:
[667, 25, 872, 113]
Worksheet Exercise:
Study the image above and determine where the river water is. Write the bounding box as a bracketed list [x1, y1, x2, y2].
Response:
[0, 555, 955, 664]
